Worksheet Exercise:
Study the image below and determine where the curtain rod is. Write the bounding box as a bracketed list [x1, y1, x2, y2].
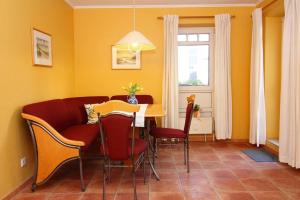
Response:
[157, 15, 235, 20]
[261, 0, 279, 11]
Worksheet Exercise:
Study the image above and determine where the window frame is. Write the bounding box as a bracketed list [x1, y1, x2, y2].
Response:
[178, 27, 215, 91]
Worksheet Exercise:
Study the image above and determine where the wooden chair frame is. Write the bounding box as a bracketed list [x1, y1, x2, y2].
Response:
[21, 113, 86, 192]
[95, 100, 147, 200]
[152, 102, 194, 173]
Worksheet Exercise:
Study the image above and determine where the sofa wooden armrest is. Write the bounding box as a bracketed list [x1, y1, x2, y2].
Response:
[21, 113, 85, 191]
[22, 113, 85, 147]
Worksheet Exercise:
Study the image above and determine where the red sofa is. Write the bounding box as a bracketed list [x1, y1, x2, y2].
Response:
[22, 96, 109, 191]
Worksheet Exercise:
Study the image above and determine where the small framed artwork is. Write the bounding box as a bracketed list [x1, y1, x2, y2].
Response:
[112, 46, 141, 69]
[32, 28, 53, 66]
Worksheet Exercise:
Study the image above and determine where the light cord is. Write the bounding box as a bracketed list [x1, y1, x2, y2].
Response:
[133, 0, 136, 31]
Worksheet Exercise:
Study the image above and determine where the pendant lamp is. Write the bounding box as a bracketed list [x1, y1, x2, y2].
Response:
[114, 0, 155, 51]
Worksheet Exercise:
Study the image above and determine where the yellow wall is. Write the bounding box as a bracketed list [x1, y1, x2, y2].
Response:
[0, 0, 74, 198]
[74, 7, 254, 140]
[258, 0, 284, 141]
[264, 17, 282, 139]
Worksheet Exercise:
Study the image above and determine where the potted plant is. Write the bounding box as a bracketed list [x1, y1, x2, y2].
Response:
[122, 82, 143, 104]
[193, 104, 200, 118]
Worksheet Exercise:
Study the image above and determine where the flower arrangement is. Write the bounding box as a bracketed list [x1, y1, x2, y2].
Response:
[193, 104, 200, 118]
[193, 104, 200, 112]
[122, 82, 143, 95]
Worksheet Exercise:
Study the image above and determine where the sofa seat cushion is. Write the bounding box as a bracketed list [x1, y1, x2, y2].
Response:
[61, 124, 99, 150]
[150, 127, 186, 138]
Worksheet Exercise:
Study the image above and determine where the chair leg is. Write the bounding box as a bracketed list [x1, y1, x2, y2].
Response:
[143, 153, 146, 184]
[103, 159, 106, 200]
[79, 157, 85, 192]
[132, 158, 137, 200]
[152, 137, 156, 166]
[187, 138, 190, 173]
[108, 159, 111, 182]
[184, 140, 187, 165]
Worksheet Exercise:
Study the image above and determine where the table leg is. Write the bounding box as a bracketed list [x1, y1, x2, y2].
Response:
[145, 118, 160, 181]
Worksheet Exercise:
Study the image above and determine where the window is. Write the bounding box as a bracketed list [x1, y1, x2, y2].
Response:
[178, 27, 214, 90]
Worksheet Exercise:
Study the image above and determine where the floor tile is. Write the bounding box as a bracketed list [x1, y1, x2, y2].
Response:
[272, 178, 300, 192]
[184, 192, 219, 200]
[240, 178, 279, 191]
[52, 180, 85, 193]
[115, 193, 149, 200]
[12, 194, 48, 200]
[81, 193, 114, 200]
[150, 180, 181, 192]
[150, 192, 185, 200]
[205, 169, 237, 179]
[180, 178, 215, 193]
[7, 142, 300, 200]
[219, 192, 255, 200]
[47, 193, 82, 200]
[210, 178, 246, 191]
[251, 191, 289, 200]
[231, 169, 262, 179]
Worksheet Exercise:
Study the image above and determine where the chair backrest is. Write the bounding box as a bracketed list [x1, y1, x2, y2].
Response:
[100, 114, 133, 160]
[184, 95, 195, 135]
[95, 100, 140, 160]
[110, 95, 154, 104]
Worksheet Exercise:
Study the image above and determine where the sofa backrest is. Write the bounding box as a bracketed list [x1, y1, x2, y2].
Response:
[63, 96, 109, 124]
[110, 95, 154, 104]
[23, 99, 77, 132]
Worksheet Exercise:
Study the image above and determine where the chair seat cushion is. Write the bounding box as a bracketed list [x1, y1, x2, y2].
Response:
[150, 127, 186, 138]
[100, 139, 148, 160]
[61, 124, 99, 150]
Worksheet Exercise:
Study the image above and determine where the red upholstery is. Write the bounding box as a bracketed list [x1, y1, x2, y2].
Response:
[23, 96, 109, 151]
[110, 95, 154, 104]
[150, 102, 194, 138]
[101, 139, 148, 159]
[61, 124, 99, 149]
[100, 114, 133, 160]
[150, 128, 185, 138]
[129, 139, 148, 156]
[23, 99, 77, 132]
[64, 96, 109, 124]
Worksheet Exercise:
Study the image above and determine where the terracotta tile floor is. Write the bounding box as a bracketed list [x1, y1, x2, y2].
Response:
[10, 142, 300, 200]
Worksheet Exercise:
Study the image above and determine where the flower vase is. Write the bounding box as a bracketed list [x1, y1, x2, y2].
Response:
[127, 94, 138, 104]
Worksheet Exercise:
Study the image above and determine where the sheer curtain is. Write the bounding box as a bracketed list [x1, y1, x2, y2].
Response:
[162, 15, 179, 128]
[214, 14, 232, 139]
[279, 0, 300, 168]
[249, 8, 267, 147]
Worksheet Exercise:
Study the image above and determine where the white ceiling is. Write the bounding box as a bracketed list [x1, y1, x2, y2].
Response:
[66, 0, 261, 8]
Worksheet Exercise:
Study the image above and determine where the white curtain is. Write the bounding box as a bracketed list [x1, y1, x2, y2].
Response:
[162, 15, 179, 128]
[214, 14, 232, 139]
[279, 0, 300, 168]
[249, 8, 267, 147]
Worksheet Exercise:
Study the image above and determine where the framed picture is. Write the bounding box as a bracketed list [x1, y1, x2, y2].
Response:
[112, 46, 140, 69]
[32, 28, 52, 66]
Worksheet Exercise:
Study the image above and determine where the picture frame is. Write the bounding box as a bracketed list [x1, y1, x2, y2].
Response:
[32, 28, 53, 67]
[112, 46, 141, 69]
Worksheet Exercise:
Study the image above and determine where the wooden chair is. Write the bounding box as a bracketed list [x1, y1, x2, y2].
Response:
[150, 95, 195, 173]
[94, 100, 148, 200]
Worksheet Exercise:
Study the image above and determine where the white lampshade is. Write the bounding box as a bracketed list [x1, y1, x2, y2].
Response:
[115, 30, 155, 51]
